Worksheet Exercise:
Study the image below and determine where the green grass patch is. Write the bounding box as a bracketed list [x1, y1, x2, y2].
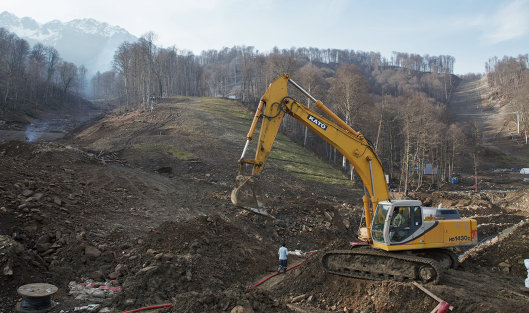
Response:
[267, 134, 349, 184]
[132, 144, 198, 161]
[167, 147, 198, 161]
[194, 97, 350, 185]
[197, 97, 254, 120]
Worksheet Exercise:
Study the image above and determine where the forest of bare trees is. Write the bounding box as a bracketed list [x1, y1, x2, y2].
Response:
[0, 26, 471, 193]
[0, 28, 87, 114]
[88, 33, 465, 192]
[486, 55, 529, 143]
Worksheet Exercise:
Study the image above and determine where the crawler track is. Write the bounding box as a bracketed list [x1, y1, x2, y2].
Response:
[322, 246, 443, 284]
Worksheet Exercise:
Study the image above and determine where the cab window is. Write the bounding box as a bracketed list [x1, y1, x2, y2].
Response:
[413, 206, 422, 227]
[372, 204, 390, 242]
[390, 206, 411, 243]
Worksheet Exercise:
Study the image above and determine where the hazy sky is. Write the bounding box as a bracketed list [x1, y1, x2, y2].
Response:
[3, 0, 529, 74]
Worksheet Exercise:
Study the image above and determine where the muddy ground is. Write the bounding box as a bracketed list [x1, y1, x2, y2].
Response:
[1, 97, 529, 312]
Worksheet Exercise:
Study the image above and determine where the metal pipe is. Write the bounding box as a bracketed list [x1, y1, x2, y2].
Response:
[240, 139, 250, 161]
[368, 159, 375, 197]
[288, 79, 317, 103]
[288, 79, 360, 137]
[246, 99, 265, 140]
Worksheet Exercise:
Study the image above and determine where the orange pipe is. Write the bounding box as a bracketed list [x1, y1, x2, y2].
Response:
[253, 263, 302, 287]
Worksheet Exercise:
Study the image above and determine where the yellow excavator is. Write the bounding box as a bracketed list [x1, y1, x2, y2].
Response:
[231, 74, 477, 283]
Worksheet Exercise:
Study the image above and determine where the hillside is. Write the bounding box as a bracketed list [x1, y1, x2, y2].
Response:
[447, 76, 529, 168]
[1, 97, 529, 312]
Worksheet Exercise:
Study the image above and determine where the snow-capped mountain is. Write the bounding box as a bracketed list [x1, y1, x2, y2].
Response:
[0, 11, 138, 77]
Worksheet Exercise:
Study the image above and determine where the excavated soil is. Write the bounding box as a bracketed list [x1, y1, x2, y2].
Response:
[1, 97, 529, 312]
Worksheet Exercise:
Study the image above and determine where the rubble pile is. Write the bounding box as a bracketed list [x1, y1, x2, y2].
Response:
[110, 215, 279, 311]
[461, 218, 529, 276]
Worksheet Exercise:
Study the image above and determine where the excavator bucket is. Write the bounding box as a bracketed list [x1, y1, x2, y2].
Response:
[231, 175, 275, 218]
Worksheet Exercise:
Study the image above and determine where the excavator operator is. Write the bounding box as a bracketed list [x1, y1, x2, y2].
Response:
[391, 207, 411, 242]
[392, 207, 409, 227]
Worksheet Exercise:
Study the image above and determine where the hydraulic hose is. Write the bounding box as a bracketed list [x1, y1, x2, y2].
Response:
[253, 263, 302, 287]
[123, 303, 173, 313]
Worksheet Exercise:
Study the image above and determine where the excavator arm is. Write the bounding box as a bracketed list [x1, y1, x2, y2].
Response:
[234, 74, 390, 241]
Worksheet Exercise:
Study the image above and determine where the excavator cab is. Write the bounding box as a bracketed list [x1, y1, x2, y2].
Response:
[370, 200, 477, 252]
[372, 201, 423, 245]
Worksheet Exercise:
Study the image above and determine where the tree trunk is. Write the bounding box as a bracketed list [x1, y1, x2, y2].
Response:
[473, 153, 479, 192]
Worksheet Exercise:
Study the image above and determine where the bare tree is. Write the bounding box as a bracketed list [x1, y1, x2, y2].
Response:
[468, 120, 482, 192]
[328, 64, 372, 177]
[58, 61, 78, 95]
[294, 62, 325, 147]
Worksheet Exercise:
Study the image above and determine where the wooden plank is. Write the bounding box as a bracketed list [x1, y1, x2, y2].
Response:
[412, 281, 454, 311]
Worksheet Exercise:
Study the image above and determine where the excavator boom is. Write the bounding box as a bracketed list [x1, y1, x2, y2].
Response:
[233, 74, 389, 240]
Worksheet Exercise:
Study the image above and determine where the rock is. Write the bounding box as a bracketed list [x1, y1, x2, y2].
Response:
[115, 263, 125, 272]
[499, 261, 511, 272]
[163, 253, 175, 260]
[230, 305, 255, 313]
[24, 224, 38, 233]
[100, 264, 112, 274]
[230, 306, 244, 313]
[343, 219, 350, 229]
[50, 242, 61, 249]
[41, 248, 55, 257]
[3, 264, 13, 276]
[89, 270, 104, 280]
[36, 235, 50, 245]
[36, 243, 51, 252]
[138, 265, 158, 274]
[291, 294, 307, 303]
[85, 246, 102, 258]
[53, 197, 62, 206]
[92, 289, 106, 298]
[13, 243, 24, 254]
[22, 190, 34, 197]
[108, 271, 120, 279]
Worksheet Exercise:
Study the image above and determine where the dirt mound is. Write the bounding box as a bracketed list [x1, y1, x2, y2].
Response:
[266, 240, 438, 312]
[461, 218, 529, 277]
[499, 188, 529, 214]
[111, 215, 279, 311]
[411, 190, 527, 240]
[167, 287, 291, 313]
